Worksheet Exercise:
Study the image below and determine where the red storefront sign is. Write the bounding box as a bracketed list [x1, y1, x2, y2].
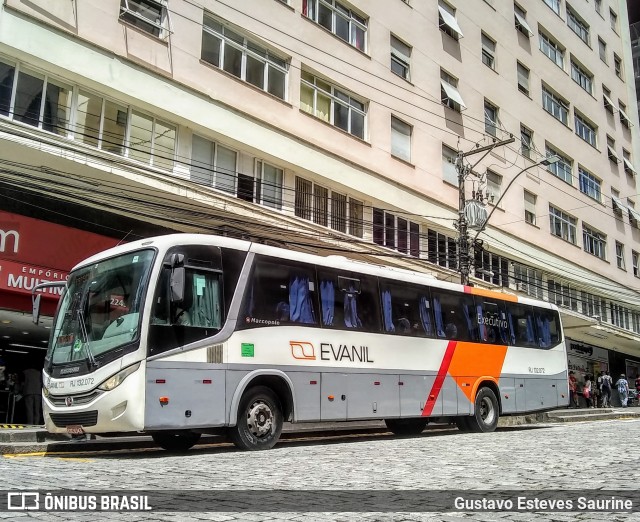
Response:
[0, 211, 119, 305]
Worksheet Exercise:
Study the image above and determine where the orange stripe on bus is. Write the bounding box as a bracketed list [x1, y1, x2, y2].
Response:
[448, 342, 509, 403]
[463, 286, 518, 302]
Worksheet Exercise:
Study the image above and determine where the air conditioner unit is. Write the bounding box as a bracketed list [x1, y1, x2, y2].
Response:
[514, 282, 526, 292]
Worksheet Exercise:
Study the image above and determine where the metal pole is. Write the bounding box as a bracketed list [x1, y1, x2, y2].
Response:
[456, 153, 470, 286]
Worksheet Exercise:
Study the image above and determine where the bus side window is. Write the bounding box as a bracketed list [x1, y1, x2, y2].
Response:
[476, 299, 509, 345]
[507, 303, 537, 347]
[534, 308, 560, 348]
[380, 281, 431, 337]
[432, 290, 478, 341]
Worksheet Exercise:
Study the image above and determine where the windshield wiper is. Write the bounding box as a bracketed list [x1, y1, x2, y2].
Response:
[76, 285, 99, 371]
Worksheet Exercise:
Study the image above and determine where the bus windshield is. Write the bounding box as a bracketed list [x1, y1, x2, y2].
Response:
[48, 249, 155, 366]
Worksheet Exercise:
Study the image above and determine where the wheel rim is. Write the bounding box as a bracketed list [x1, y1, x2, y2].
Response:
[480, 396, 496, 425]
[246, 400, 274, 439]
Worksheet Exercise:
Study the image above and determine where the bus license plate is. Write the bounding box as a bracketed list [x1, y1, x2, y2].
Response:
[66, 425, 84, 435]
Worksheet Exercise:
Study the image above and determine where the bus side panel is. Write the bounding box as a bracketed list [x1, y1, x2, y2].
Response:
[454, 381, 473, 416]
[399, 375, 434, 417]
[144, 364, 226, 429]
[525, 377, 558, 411]
[498, 377, 517, 414]
[556, 374, 570, 407]
[320, 373, 348, 421]
[441, 374, 459, 415]
[288, 371, 321, 421]
[346, 373, 398, 419]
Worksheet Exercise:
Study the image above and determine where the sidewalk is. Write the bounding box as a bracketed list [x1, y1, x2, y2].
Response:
[2, 408, 639, 455]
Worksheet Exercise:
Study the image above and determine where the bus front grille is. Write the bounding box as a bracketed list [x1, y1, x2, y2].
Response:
[50, 411, 98, 427]
[49, 390, 101, 407]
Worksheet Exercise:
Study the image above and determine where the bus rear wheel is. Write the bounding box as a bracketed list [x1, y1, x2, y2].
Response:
[230, 386, 283, 451]
[152, 431, 201, 452]
[467, 387, 499, 433]
[384, 418, 428, 435]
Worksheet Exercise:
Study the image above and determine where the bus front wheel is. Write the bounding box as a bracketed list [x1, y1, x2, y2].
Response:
[384, 418, 428, 435]
[152, 431, 201, 452]
[230, 386, 283, 451]
[467, 387, 499, 433]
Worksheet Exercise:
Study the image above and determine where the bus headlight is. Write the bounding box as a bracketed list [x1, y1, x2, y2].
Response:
[98, 362, 141, 391]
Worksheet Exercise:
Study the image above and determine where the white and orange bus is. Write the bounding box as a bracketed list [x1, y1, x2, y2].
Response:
[39, 234, 568, 451]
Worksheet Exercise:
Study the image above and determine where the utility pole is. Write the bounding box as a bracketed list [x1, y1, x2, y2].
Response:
[456, 138, 515, 286]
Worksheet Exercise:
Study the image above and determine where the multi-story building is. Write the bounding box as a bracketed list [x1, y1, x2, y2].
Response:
[0, 0, 639, 387]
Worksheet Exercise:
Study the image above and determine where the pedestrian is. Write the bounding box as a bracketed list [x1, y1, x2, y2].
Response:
[583, 375, 593, 408]
[568, 371, 578, 408]
[600, 370, 613, 408]
[616, 374, 629, 407]
[22, 367, 42, 425]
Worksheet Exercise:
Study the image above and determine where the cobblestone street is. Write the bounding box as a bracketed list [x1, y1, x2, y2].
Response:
[1, 418, 639, 520]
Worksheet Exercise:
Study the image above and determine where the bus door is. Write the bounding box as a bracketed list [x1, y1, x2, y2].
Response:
[320, 373, 348, 420]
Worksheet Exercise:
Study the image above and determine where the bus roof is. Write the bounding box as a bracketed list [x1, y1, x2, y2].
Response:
[72, 233, 558, 311]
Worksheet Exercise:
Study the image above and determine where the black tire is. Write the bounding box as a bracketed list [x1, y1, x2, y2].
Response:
[467, 387, 500, 433]
[455, 416, 471, 432]
[384, 418, 428, 436]
[152, 431, 201, 452]
[230, 386, 283, 451]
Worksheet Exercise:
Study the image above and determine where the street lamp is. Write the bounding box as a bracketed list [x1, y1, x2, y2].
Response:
[459, 154, 560, 285]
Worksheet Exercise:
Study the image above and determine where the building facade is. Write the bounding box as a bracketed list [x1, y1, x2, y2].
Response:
[0, 0, 639, 388]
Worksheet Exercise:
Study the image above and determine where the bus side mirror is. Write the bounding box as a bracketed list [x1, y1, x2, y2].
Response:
[170, 267, 185, 302]
[32, 293, 41, 325]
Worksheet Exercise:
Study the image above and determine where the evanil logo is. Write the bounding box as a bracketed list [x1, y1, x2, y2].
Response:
[289, 341, 316, 360]
[0, 228, 19, 254]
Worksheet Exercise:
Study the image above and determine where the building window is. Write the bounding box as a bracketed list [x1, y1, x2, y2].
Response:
[574, 113, 597, 147]
[486, 170, 501, 203]
[539, 32, 564, 68]
[514, 4, 534, 37]
[442, 144, 458, 185]
[438, 1, 464, 41]
[603, 86, 615, 114]
[517, 61, 530, 95]
[549, 205, 577, 244]
[119, 0, 168, 38]
[524, 190, 536, 225]
[481, 32, 496, 69]
[374, 209, 420, 256]
[391, 116, 412, 162]
[542, 86, 569, 125]
[614, 54, 622, 79]
[254, 160, 284, 209]
[440, 69, 466, 112]
[610, 9, 618, 32]
[295, 177, 361, 236]
[610, 303, 630, 330]
[520, 125, 533, 158]
[579, 168, 601, 201]
[594, 0, 602, 15]
[484, 100, 498, 137]
[302, 0, 367, 52]
[607, 135, 619, 164]
[546, 145, 572, 184]
[390, 35, 411, 80]
[543, 0, 561, 15]
[0, 61, 72, 137]
[616, 241, 625, 270]
[474, 250, 510, 287]
[513, 263, 543, 299]
[623, 150, 636, 176]
[202, 15, 288, 100]
[598, 37, 607, 63]
[633, 251, 639, 277]
[300, 71, 366, 139]
[548, 280, 578, 311]
[570, 60, 592, 95]
[427, 229, 456, 269]
[583, 225, 606, 259]
[191, 135, 237, 193]
[619, 101, 631, 128]
[581, 291, 606, 320]
[566, 5, 589, 44]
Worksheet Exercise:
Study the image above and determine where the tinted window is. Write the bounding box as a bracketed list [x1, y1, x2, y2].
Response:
[534, 307, 561, 348]
[431, 289, 478, 341]
[240, 257, 318, 328]
[318, 269, 380, 332]
[379, 280, 435, 337]
[506, 303, 537, 347]
[475, 298, 510, 345]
